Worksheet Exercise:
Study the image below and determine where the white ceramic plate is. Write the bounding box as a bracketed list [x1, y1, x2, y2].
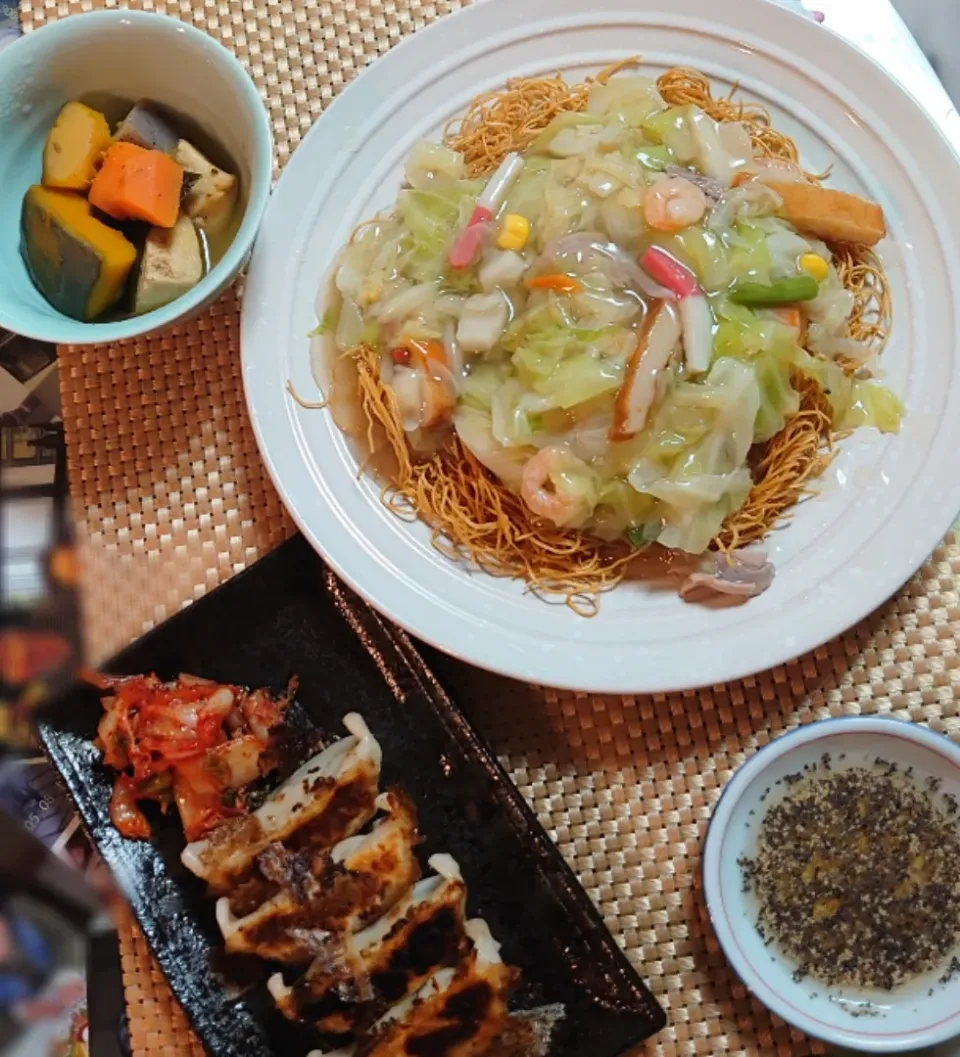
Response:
[702, 717, 960, 1051]
[241, 0, 960, 693]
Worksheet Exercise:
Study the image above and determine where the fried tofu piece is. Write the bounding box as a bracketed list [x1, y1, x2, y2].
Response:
[765, 180, 886, 246]
[175, 139, 238, 237]
[134, 216, 203, 315]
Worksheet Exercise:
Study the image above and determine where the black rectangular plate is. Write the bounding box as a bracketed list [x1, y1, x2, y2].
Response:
[37, 536, 665, 1057]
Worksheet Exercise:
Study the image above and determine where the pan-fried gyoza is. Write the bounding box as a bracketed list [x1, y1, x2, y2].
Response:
[94, 679, 529, 1057]
[308, 919, 517, 1057]
[185, 716, 518, 1056]
[268, 853, 468, 1029]
[181, 712, 382, 891]
[216, 790, 421, 964]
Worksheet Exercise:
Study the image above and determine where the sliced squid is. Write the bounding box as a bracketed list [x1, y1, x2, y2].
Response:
[269, 854, 467, 1028]
[216, 790, 421, 964]
[609, 301, 680, 441]
[309, 919, 516, 1057]
[181, 713, 382, 892]
[679, 549, 775, 604]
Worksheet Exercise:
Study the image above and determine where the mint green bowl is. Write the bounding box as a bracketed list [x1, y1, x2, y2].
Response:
[0, 11, 273, 344]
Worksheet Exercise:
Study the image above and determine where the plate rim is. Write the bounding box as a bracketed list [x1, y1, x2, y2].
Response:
[241, 0, 960, 693]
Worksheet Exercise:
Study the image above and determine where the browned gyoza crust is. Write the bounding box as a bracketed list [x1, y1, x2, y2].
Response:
[181, 714, 382, 892]
[217, 790, 421, 964]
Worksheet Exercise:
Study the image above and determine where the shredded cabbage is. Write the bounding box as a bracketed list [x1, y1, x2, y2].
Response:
[404, 141, 467, 191]
[459, 361, 508, 412]
[507, 311, 629, 413]
[795, 353, 902, 434]
[709, 302, 800, 439]
[521, 348, 622, 410]
[309, 305, 339, 338]
[726, 221, 772, 285]
[528, 113, 600, 154]
[397, 180, 482, 282]
[713, 300, 788, 360]
[453, 406, 531, 492]
[587, 76, 665, 123]
[641, 105, 747, 186]
[655, 226, 728, 290]
[491, 378, 539, 447]
[650, 470, 752, 552]
[618, 357, 760, 552]
[669, 358, 761, 472]
[641, 106, 698, 164]
[600, 192, 647, 248]
[651, 220, 770, 292]
[842, 383, 904, 434]
[635, 145, 672, 172]
[624, 520, 662, 549]
[707, 183, 782, 234]
[596, 479, 659, 540]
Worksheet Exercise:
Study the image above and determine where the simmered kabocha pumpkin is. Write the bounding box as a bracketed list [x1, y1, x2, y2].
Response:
[21, 186, 137, 321]
[41, 101, 112, 192]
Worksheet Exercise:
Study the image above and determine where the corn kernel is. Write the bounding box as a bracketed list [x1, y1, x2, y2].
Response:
[497, 213, 530, 251]
[799, 252, 829, 282]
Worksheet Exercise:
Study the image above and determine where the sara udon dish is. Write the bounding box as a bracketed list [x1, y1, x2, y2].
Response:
[242, 0, 960, 692]
[309, 60, 898, 613]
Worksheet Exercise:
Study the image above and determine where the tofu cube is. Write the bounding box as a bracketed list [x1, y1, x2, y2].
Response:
[134, 216, 204, 315]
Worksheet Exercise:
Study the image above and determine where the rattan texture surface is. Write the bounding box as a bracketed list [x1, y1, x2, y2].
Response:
[19, 1, 960, 1054]
[116, 904, 207, 1057]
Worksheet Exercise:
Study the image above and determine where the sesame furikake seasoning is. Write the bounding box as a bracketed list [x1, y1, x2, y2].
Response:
[739, 756, 960, 990]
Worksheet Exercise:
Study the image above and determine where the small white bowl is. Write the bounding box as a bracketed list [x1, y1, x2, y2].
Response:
[703, 716, 960, 1053]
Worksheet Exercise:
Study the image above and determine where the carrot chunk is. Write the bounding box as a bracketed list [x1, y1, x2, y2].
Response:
[89, 142, 183, 228]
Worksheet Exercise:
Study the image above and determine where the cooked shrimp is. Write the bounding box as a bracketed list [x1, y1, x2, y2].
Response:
[420, 374, 456, 428]
[643, 175, 708, 233]
[520, 446, 595, 529]
[411, 340, 456, 428]
[392, 340, 456, 430]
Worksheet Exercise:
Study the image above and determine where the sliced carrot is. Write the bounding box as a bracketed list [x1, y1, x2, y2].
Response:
[89, 142, 183, 228]
[524, 273, 584, 294]
[407, 338, 448, 367]
[772, 306, 802, 331]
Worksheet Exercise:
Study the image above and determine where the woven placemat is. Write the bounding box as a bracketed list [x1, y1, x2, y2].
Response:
[19, 1, 960, 1055]
[116, 904, 206, 1057]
